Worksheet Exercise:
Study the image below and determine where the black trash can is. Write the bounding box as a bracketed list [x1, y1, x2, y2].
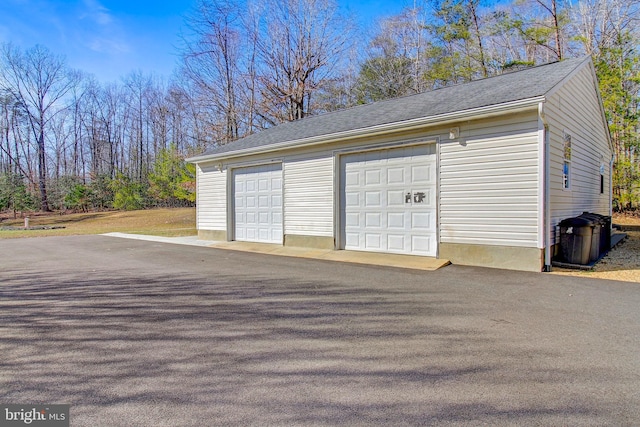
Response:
[577, 213, 602, 262]
[559, 216, 594, 265]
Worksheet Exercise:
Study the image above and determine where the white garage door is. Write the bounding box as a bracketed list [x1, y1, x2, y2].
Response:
[233, 164, 283, 244]
[341, 145, 437, 256]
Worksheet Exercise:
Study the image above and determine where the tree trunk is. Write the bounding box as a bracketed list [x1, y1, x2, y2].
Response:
[37, 130, 49, 211]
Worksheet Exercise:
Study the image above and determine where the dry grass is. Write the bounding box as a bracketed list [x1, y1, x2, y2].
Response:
[612, 211, 640, 225]
[0, 208, 196, 239]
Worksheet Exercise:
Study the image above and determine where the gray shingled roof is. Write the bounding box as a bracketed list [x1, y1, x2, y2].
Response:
[191, 57, 587, 160]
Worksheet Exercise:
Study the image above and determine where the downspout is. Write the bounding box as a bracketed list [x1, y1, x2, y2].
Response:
[539, 102, 552, 271]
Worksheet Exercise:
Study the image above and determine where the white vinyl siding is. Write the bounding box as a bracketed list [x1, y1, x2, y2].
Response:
[440, 116, 540, 248]
[545, 64, 612, 244]
[284, 155, 334, 236]
[196, 163, 227, 231]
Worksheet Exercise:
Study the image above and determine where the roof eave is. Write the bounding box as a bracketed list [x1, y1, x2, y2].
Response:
[187, 97, 544, 164]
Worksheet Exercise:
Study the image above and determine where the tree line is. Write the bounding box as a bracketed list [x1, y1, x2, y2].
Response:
[1, 0, 639, 216]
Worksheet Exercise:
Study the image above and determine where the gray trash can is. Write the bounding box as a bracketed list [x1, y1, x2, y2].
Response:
[591, 213, 612, 253]
[577, 213, 602, 262]
[559, 216, 594, 265]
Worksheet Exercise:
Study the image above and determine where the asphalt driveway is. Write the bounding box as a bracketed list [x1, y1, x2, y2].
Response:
[1, 235, 639, 426]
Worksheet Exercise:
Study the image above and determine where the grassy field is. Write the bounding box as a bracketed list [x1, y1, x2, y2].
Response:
[0, 208, 196, 239]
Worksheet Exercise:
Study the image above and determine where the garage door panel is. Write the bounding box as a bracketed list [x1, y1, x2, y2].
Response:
[365, 170, 381, 184]
[237, 212, 246, 225]
[345, 192, 359, 206]
[412, 235, 434, 254]
[412, 164, 433, 183]
[235, 196, 244, 208]
[346, 171, 359, 186]
[236, 228, 245, 240]
[257, 178, 268, 191]
[234, 164, 283, 244]
[387, 190, 404, 206]
[387, 234, 405, 251]
[365, 233, 381, 249]
[272, 177, 282, 189]
[345, 232, 359, 247]
[387, 212, 405, 228]
[342, 145, 436, 256]
[412, 212, 432, 229]
[387, 167, 405, 184]
[365, 191, 381, 207]
[345, 213, 359, 227]
[365, 212, 381, 227]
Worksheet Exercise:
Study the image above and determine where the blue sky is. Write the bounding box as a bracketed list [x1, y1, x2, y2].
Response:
[0, 0, 410, 84]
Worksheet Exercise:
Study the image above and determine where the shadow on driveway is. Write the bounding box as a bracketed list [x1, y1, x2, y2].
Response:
[0, 235, 638, 426]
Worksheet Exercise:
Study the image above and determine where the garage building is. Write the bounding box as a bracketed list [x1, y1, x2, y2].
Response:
[188, 57, 612, 272]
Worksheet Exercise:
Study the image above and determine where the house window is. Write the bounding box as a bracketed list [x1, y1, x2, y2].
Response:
[601, 174, 604, 194]
[563, 132, 571, 189]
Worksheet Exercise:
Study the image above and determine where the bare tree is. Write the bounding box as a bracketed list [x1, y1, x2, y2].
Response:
[502, 0, 571, 62]
[123, 71, 154, 181]
[536, 0, 566, 59]
[181, 0, 244, 144]
[0, 43, 78, 210]
[0, 90, 34, 181]
[253, 0, 352, 123]
[354, 7, 438, 101]
[572, 0, 640, 55]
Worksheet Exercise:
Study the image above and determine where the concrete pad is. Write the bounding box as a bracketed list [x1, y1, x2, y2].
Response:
[102, 233, 450, 271]
[101, 232, 217, 247]
[208, 241, 450, 271]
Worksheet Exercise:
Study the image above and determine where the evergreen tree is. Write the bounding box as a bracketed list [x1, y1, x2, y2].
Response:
[148, 144, 196, 207]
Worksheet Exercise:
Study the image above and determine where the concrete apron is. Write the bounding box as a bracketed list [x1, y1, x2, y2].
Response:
[102, 233, 450, 271]
[210, 241, 450, 271]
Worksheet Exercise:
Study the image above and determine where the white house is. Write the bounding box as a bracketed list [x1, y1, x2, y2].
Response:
[188, 57, 612, 272]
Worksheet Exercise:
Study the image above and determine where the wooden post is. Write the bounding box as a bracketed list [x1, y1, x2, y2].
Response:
[24, 217, 29, 229]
